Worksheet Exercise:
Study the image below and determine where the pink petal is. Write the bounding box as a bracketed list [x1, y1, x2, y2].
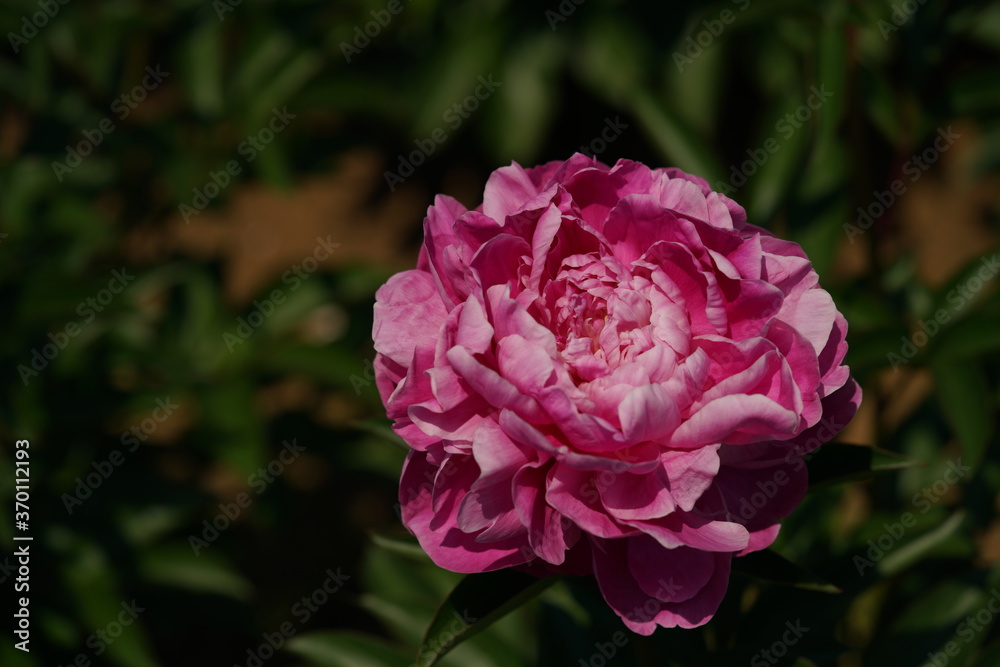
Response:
[373, 270, 449, 368]
[399, 451, 531, 572]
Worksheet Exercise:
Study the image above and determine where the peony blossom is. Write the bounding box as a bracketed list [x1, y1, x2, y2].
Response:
[372, 154, 860, 634]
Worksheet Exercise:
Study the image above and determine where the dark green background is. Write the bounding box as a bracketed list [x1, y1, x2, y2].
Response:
[2, 0, 999, 665]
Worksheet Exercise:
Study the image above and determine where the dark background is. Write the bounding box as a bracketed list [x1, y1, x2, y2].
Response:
[1, 0, 999, 665]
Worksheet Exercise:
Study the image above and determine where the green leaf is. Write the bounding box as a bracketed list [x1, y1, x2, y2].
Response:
[746, 93, 811, 223]
[950, 70, 1000, 116]
[413, 24, 502, 139]
[185, 20, 225, 117]
[140, 546, 253, 600]
[932, 359, 992, 469]
[732, 549, 841, 594]
[415, 570, 555, 667]
[352, 419, 408, 449]
[54, 531, 158, 667]
[487, 32, 561, 164]
[576, 16, 648, 106]
[869, 577, 986, 665]
[927, 250, 1000, 318]
[285, 631, 411, 667]
[816, 9, 848, 149]
[807, 443, 923, 489]
[879, 511, 970, 575]
[367, 532, 430, 561]
[934, 312, 1000, 364]
[862, 65, 902, 144]
[630, 88, 724, 185]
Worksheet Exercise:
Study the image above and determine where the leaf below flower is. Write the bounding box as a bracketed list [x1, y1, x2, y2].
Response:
[732, 549, 841, 594]
[806, 443, 923, 489]
[415, 570, 556, 667]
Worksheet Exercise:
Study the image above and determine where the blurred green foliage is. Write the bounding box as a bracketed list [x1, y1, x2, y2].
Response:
[1, 0, 1000, 665]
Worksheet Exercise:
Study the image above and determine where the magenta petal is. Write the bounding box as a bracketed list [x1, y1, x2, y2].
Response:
[672, 394, 800, 448]
[618, 384, 681, 444]
[420, 195, 471, 306]
[500, 408, 657, 473]
[655, 176, 710, 222]
[399, 451, 530, 572]
[546, 465, 637, 539]
[600, 468, 677, 521]
[739, 524, 782, 556]
[779, 288, 837, 357]
[446, 346, 549, 423]
[373, 270, 448, 368]
[385, 344, 435, 421]
[497, 334, 558, 395]
[662, 445, 720, 511]
[470, 233, 531, 293]
[627, 513, 749, 552]
[628, 535, 714, 603]
[514, 464, 580, 565]
[376, 154, 860, 635]
[592, 537, 733, 633]
[482, 162, 541, 223]
[470, 420, 534, 486]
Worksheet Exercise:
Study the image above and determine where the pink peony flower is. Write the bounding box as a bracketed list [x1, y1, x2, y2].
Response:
[372, 154, 860, 635]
